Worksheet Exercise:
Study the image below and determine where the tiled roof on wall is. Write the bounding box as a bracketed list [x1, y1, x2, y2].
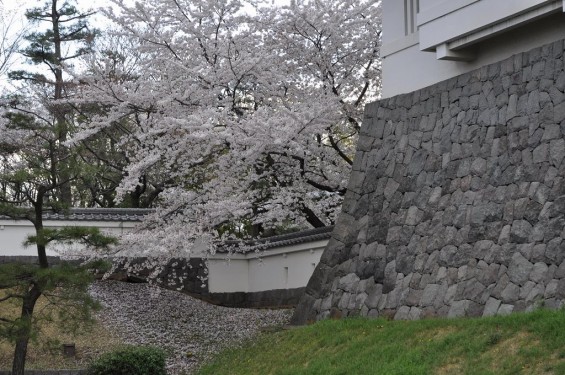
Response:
[221, 226, 334, 252]
[1, 208, 152, 222]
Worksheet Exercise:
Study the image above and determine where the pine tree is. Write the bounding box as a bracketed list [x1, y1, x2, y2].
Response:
[10, 0, 97, 205]
[0, 4, 115, 374]
[0, 105, 118, 375]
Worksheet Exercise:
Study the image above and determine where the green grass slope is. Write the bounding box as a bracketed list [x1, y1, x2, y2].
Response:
[198, 309, 565, 375]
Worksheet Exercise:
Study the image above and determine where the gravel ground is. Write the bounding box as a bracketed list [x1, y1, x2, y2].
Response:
[89, 280, 292, 375]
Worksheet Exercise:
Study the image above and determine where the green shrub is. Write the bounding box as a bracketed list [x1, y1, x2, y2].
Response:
[87, 345, 167, 375]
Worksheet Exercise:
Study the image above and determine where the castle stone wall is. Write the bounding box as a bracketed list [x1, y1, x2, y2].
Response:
[292, 39, 565, 324]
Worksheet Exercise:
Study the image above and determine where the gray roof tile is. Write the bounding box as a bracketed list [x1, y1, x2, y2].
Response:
[1, 208, 152, 222]
[221, 226, 334, 252]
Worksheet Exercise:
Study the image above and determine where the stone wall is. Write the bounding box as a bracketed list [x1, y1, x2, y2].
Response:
[292, 39, 565, 324]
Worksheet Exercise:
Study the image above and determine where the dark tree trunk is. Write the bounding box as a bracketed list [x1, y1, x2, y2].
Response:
[11, 339, 29, 375]
[12, 198, 49, 374]
[11, 284, 42, 375]
[35, 188, 49, 269]
[52, 0, 72, 205]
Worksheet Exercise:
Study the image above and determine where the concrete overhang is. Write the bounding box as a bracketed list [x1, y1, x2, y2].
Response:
[417, 0, 564, 61]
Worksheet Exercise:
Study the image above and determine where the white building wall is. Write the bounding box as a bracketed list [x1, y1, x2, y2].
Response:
[246, 241, 325, 292]
[382, 0, 565, 97]
[1, 217, 327, 294]
[0, 219, 136, 256]
[206, 240, 327, 293]
[207, 255, 250, 293]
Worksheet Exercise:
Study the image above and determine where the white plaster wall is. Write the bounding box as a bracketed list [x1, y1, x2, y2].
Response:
[420, 0, 450, 12]
[0, 223, 38, 256]
[207, 255, 250, 293]
[206, 240, 327, 293]
[382, 11, 565, 97]
[1, 217, 328, 293]
[247, 246, 324, 292]
[0, 220, 137, 256]
[382, 0, 407, 45]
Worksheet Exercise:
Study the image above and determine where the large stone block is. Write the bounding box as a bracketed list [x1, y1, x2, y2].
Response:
[439, 245, 469, 267]
[483, 297, 502, 317]
[508, 253, 534, 286]
[501, 282, 520, 302]
[545, 238, 565, 263]
[510, 220, 533, 243]
[447, 300, 470, 318]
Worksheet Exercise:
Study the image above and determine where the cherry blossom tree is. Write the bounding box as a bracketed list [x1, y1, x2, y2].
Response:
[74, 32, 174, 208]
[73, 0, 382, 256]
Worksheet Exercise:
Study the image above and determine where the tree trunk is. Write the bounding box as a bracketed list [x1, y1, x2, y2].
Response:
[35, 188, 49, 269]
[52, 0, 73, 206]
[11, 338, 30, 375]
[12, 199, 49, 374]
[11, 284, 42, 375]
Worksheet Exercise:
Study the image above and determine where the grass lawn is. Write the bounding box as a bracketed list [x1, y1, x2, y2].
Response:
[0, 289, 123, 371]
[3, 283, 565, 375]
[198, 309, 565, 375]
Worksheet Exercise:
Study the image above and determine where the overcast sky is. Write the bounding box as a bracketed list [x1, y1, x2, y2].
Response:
[0, 0, 292, 87]
[2, 0, 292, 36]
[2, 0, 291, 14]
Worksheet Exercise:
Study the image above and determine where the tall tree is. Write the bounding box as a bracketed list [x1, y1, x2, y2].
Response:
[74, 0, 382, 255]
[0, 3, 117, 374]
[10, 0, 97, 205]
